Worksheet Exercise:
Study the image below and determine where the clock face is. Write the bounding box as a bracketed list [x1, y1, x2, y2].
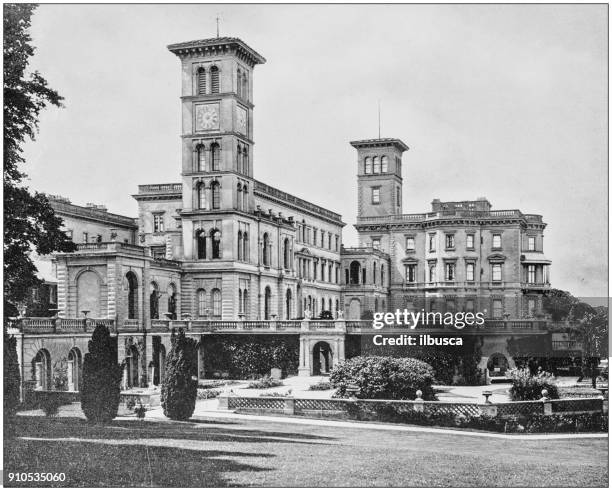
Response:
[236, 106, 247, 135]
[195, 103, 220, 131]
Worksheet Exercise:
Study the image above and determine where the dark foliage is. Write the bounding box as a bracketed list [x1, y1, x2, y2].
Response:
[318, 310, 333, 320]
[330, 356, 436, 400]
[161, 329, 198, 421]
[3, 4, 76, 315]
[80, 325, 122, 423]
[4, 334, 21, 418]
[204, 335, 298, 378]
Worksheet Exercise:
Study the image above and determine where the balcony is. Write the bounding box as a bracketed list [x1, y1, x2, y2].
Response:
[137, 183, 182, 195]
[357, 209, 543, 224]
[521, 282, 551, 291]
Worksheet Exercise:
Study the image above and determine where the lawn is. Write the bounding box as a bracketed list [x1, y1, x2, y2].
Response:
[4, 415, 608, 487]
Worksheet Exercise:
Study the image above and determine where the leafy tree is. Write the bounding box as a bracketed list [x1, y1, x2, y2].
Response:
[161, 329, 198, 420]
[81, 324, 122, 423]
[542, 289, 578, 322]
[3, 4, 76, 317]
[3, 333, 21, 419]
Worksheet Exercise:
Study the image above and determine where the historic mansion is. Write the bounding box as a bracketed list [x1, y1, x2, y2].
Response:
[10, 36, 560, 394]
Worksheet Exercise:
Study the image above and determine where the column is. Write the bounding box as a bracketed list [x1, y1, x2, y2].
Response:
[298, 335, 311, 376]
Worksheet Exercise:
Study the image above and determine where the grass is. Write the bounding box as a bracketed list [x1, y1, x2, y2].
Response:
[3, 413, 608, 487]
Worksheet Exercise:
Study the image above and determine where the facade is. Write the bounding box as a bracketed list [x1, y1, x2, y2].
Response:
[9, 36, 565, 397]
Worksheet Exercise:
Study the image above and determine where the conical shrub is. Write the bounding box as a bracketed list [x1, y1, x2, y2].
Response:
[161, 328, 197, 420]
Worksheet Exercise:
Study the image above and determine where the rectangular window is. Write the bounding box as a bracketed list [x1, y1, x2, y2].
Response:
[445, 234, 455, 249]
[492, 299, 503, 319]
[396, 187, 401, 207]
[406, 264, 416, 283]
[466, 233, 474, 249]
[372, 188, 380, 204]
[321, 233, 325, 248]
[335, 235, 339, 251]
[445, 263, 455, 281]
[492, 234, 502, 249]
[428, 263, 436, 282]
[372, 238, 380, 249]
[153, 214, 165, 233]
[429, 234, 436, 252]
[465, 299, 475, 313]
[406, 237, 415, 251]
[527, 298, 536, 317]
[528, 265, 536, 283]
[152, 247, 166, 260]
[466, 263, 475, 282]
[49, 285, 58, 304]
[313, 228, 318, 245]
[528, 236, 536, 251]
[82, 232, 88, 243]
[492, 264, 502, 282]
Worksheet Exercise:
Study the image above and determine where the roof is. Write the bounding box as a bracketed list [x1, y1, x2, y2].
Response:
[167, 37, 266, 65]
[350, 138, 409, 152]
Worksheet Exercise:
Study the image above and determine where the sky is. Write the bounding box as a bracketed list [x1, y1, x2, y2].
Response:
[21, 4, 607, 298]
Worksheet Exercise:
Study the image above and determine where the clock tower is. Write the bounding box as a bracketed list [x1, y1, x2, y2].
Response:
[168, 37, 266, 260]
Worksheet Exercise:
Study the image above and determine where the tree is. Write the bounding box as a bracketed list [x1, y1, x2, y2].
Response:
[81, 324, 122, 423]
[3, 333, 21, 419]
[542, 289, 578, 322]
[161, 329, 198, 420]
[3, 4, 76, 317]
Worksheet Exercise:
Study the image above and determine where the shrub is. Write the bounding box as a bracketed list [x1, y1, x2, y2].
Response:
[508, 368, 559, 401]
[308, 381, 332, 391]
[197, 388, 221, 400]
[135, 404, 146, 419]
[319, 310, 333, 320]
[161, 329, 198, 421]
[4, 334, 21, 419]
[330, 356, 435, 400]
[260, 389, 292, 398]
[40, 393, 62, 417]
[81, 324, 122, 423]
[247, 376, 283, 389]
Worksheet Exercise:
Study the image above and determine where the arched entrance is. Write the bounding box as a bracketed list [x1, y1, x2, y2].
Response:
[348, 298, 361, 319]
[67, 347, 82, 391]
[126, 271, 138, 319]
[126, 345, 140, 388]
[33, 349, 51, 390]
[349, 261, 361, 284]
[487, 352, 510, 376]
[312, 341, 333, 375]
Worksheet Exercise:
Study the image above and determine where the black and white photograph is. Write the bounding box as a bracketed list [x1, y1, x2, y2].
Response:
[2, 2, 609, 488]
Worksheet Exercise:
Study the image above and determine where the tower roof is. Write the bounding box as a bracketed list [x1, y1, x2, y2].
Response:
[167, 37, 266, 66]
[350, 138, 409, 152]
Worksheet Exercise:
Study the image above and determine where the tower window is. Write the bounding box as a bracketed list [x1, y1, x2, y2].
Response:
[492, 233, 502, 249]
[381, 156, 388, 172]
[197, 289, 206, 317]
[406, 264, 416, 283]
[211, 229, 221, 259]
[196, 230, 206, 259]
[242, 73, 248, 100]
[445, 234, 455, 249]
[237, 69, 242, 98]
[466, 263, 475, 281]
[197, 67, 206, 95]
[371, 188, 380, 204]
[197, 144, 206, 171]
[262, 233, 271, 266]
[237, 145, 242, 172]
[364, 157, 372, 174]
[396, 187, 401, 207]
[492, 263, 502, 281]
[242, 146, 249, 175]
[197, 182, 206, 209]
[373, 156, 381, 173]
[242, 184, 248, 211]
[153, 213, 164, 233]
[210, 66, 219, 93]
[211, 143, 220, 171]
[211, 181, 220, 209]
[237, 183, 242, 210]
[528, 236, 536, 251]
[466, 233, 475, 249]
[445, 262, 455, 281]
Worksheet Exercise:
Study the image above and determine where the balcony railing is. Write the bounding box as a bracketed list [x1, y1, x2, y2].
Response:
[357, 210, 543, 224]
[137, 183, 183, 194]
[75, 242, 146, 256]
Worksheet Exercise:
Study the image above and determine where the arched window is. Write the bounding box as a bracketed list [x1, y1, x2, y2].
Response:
[210, 65, 219, 93]
[196, 230, 206, 259]
[211, 143, 220, 171]
[237, 230, 243, 260]
[211, 229, 221, 259]
[67, 347, 82, 391]
[243, 289, 249, 317]
[237, 183, 242, 211]
[381, 156, 388, 172]
[197, 144, 206, 171]
[238, 288, 243, 313]
[264, 286, 272, 319]
[150, 282, 159, 320]
[126, 271, 138, 319]
[364, 157, 372, 174]
[374, 298, 379, 311]
[211, 181, 220, 209]
[237, 69, 242, 97]
[335, 299, 339, 316]
[285, 288, 292, 319]
[197, 182, 206, 209]
[242, 232, 249, 262]
[362, 267, 367, 284]
[262, 233, 270, 266]
[211, 288, 221, 317]
[381, 265, 385, 286]
[373, 262, 378, 285]
[168, 283, 177, 319]
[283, 237, 290, 269]
[373, 156, 381, 173]
[242, 146, 249, 175]
[242, 185, 248, 211]
[242, 73, 248, 100]
[197, 67, 206, 95]
[237, 145, 242, 173]
[197, 289, 206, 317]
